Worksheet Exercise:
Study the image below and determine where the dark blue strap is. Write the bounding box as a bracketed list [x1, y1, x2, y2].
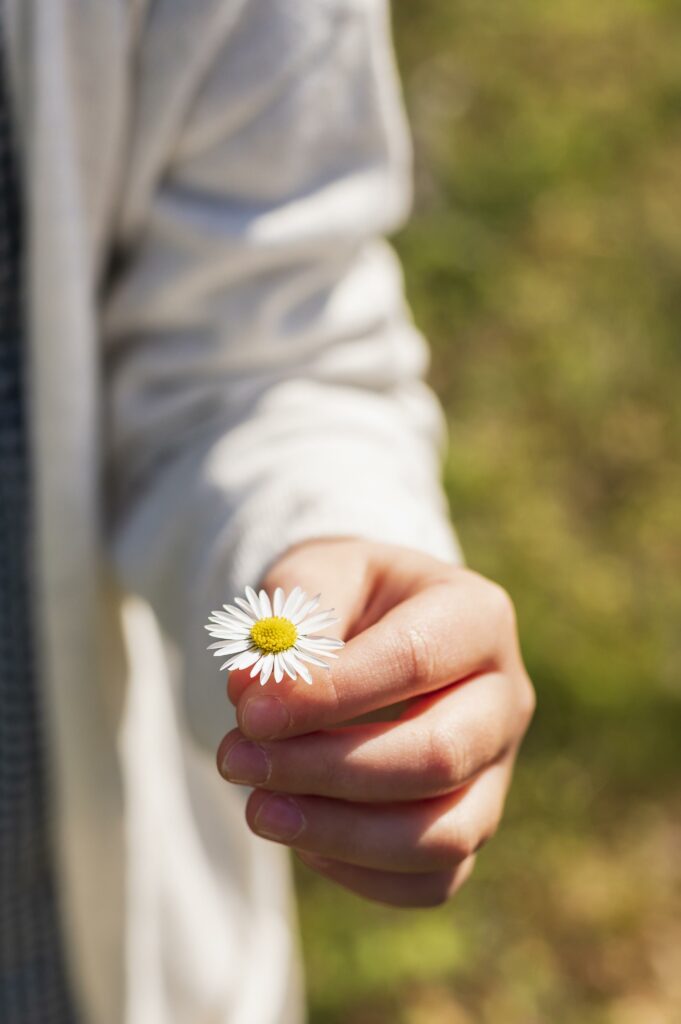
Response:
[0, 8, 81, 1020]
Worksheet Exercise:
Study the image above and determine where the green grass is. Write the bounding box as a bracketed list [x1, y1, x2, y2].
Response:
[295, 3, 681, 1021]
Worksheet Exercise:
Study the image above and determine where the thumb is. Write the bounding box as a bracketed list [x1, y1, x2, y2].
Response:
[226, 536, 372, 705]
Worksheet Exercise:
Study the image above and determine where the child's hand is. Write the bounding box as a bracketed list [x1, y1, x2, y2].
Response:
[218, 537, 535, 908]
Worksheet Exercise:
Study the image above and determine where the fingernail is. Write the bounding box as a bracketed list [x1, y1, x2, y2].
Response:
[221, 740, 271, 785]
[241, 695, 291, 739]
[253, 795, 305, 842]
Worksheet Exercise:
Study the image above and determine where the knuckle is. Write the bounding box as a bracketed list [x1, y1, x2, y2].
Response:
[323, 662, 343, 719]
[316, 744, 345, 795]
[424, 725, 468, 793]
[444, 813, 492, 864]
[446, 856, 477, 898]
[486, 580, 517, 633]
[404, 624, 435, 690]
[518, 672, 537, 730]
[472, 821, 498, 855]
[450, 823, 479, 863]
[420, 873, 458, 908]
[411, 861, 476, 908]
[424, 831, 473, 870]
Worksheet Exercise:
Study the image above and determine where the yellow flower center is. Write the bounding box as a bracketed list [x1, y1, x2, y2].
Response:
[250, 616, 298, 654]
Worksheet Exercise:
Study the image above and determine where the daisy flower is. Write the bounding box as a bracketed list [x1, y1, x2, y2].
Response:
[205, 585, 345, 685]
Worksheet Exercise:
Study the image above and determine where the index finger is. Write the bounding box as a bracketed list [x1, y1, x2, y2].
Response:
[234, 574, 512, 740]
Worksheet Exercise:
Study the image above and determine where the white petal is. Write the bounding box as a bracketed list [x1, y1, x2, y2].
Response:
[205, 626, 250, 643]
[208, 612, 248, 630]
[279, 651, 298, 681]
[250, 655, 266, 678]
[220, 604, 257, 627]
[259, 589, 272, 618]
[207, 611, 232, 624]
[296, 612, 339, 635]
[206, 634, 249, 651]
[226, 649, 261, 671]
[292, 593, 321, 625]
[289, 590, 309, 620]
[273, 654, 284, 683]
[295, 646, 339, 661]
[282, 586, 304, 619]
[211, 639, 250, 656]
[295, 588, 311, 611]
[313, 636, 345, 648]
[244, 586, 263, 619]
[210, 607, 241, 620]
[273, 587, 285, 616]
[296, 636, 344, 651]
[294, 659, 312, 685]
[296, 650, 339, 662]
[206, 630, 250, 644]
[234, 596, 257, 617]
[259, 653, 274, 685]
[206, 630, 251, 644]
[293, 649, 330, 669]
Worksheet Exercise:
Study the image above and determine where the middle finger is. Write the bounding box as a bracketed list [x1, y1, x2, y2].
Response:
[219, 672, 519, 802]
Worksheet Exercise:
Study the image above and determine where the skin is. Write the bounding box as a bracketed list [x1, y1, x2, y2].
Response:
[217, 536, 536, 908]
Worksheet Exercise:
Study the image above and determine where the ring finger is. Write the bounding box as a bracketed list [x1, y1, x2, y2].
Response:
[245, 760, 511, 874]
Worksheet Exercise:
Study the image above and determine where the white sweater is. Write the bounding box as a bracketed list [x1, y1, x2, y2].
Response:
[6, 0, 462, 1021]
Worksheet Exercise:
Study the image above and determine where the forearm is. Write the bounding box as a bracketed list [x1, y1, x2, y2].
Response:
[102, 0, 462, 750]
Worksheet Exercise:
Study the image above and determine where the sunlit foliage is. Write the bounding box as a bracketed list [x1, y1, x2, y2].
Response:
[297, 2, 681, 1020]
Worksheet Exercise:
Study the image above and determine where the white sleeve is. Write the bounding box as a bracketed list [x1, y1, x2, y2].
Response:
[103, 0, 463, 744]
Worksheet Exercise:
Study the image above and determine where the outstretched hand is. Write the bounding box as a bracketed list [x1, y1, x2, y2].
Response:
[217, 537, 535, 908]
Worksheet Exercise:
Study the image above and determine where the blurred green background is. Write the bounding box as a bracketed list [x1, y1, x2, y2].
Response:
[295, 1, 681, 1021]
